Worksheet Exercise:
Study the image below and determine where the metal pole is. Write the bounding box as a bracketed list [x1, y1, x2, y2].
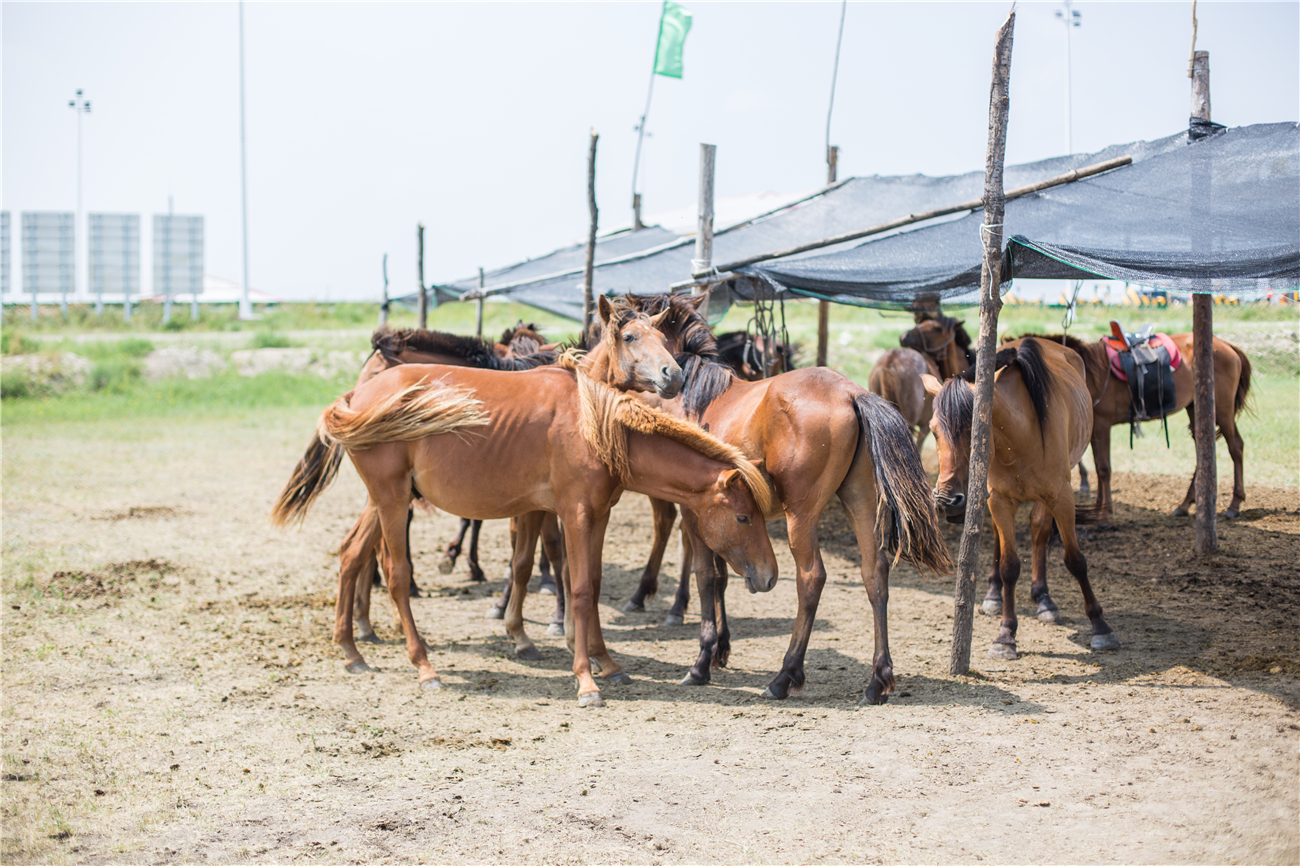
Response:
[631, 74, 656, 231]
[379, 253, 389, 327]
[238, 0, 253, 320]
[692, 143, 716, 321]
[417, 223, 427, 329]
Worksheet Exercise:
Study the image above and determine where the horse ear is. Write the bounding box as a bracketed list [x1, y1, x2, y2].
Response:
[647, 307, 671, 328]
[720, 468, 742, 491]
[684, 294, 706, 311]
[597, 294, 613, 324]
[921, 374, 943, 396]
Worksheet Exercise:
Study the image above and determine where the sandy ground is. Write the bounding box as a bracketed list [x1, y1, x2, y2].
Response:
[2, 407, 1298, 864]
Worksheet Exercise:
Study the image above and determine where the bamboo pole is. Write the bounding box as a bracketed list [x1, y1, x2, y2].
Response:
[582, 130, 599, 336]
[417, 223, 427, 329]
[692, 143, 716, 319]
[817, 145, 839, 367]
[696, 154, 1129, 280]
[950, 7, 1015, 677]
[1190, 49, 1217, 555]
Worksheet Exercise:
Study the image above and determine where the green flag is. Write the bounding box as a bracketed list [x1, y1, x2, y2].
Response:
[653, 0, 692, 79]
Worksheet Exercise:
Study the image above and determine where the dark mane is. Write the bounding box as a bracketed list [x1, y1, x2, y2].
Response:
[371, 327, 553, 372]
[935, 376, 974, 457]
[1008, 331, 1105, 379]
[944, 337, 1052, 447]
[623, 293, 736, 420]
[1006, 337, 1052, 445]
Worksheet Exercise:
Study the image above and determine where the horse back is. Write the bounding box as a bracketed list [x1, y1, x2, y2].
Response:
[993, 339, 1093, 485]
[869, 348, 936, 427]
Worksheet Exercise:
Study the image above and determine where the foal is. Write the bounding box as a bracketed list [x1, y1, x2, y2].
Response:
[924, 337, 1120, 660]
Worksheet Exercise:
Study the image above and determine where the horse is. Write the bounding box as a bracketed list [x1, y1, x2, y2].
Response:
[621, 294, 952, 705]
[922, 337, 1120, 660]
[335, 298, 688, 644]
[868, 348, 940, 452]
[1009, 332, 1252, 521]
[270, 353, 779, 708]
[713, 330, 797, 381]
[900, 314, 975, 381]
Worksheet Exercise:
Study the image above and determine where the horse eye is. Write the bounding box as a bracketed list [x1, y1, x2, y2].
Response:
[624, 332, 636, 343]
[736, 515, 750, 525]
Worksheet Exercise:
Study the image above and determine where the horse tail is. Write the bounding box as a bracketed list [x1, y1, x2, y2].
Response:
[852, 392, 953, 574]
[1228, 341, 1253, 418]
[319, 383, 489, 450]
[270, 429, 345, 528]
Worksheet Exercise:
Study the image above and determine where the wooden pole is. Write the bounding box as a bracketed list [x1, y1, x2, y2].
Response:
[692, 143, 716, 319]
[950, 8, 1015, 677]
[379, 253, 389, 327]
[582, 129, 599, 336]
[476, 267, 485, 338]
[817, 145, 839, 367]
[1190, 49, 1218, 554]
[416, 222, 427, 329]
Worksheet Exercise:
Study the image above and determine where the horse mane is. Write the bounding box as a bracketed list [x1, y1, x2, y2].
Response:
[500, 321, 544, 347]
[623, 293, 736, 420]
[939, 337, 1052, 448]
[372, 327, 554, 371]
[1008, 331, 1106, 380]
[573, 370, 776, 516]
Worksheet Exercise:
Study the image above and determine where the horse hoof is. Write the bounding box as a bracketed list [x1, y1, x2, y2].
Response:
[344, 660, 372, 674]
[859, 691, 889, 707]
[516, 645, 540, 661]
[679, 672, 707, 686]
[484, 606, 504, 620]
[1038, 609, 1063, 625]
[356, 631, 380, 644]
[437, 556, 455, 575]
[1091, 632, 1121, 651]
[539, 585, 556, 596]
[577, 691, 604, 708]
[988, 643, 1018, 661]
[663, 614, 684, 627]
[420, 677, 443, 690]
[546, 623, 565, 636]
[604, 671, 632, 686]
[981, 600, 1003, 616]
[1224, 507, 1239, 519]
[760, 686, 787, 700]
[622, 600, 645, 613]
[1171, 507, 1190, 517]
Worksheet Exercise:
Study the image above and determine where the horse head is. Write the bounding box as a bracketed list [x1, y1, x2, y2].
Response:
[922, 372, 973, 521]
[692, 460, 779, 594]
[590, 294, 684, 398]
[902, 315, 972, 380]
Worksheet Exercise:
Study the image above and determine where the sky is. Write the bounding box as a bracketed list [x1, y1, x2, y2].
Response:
[3, 1, 1298, 302]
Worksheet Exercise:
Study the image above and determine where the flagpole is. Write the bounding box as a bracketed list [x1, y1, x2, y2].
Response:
[631, 72, 656, 231]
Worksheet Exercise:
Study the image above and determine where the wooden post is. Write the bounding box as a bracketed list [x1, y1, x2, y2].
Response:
[476, 267, 485, 338]
[633, 193, 644, 232]
[1190, 49, 1218, 554]
[582, 129, 599, 336]
[416, 222, 427, 329]
[692, 143, 716, 319]
[379, 253, 389, 327]
[817, 145, 839, 367]
[950, 8, 1015, 677]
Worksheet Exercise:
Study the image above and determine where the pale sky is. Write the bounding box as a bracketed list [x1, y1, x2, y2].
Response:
[3, 1, 1297, 302]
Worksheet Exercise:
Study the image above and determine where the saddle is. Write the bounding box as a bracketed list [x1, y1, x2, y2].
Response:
[1104, 321, 1180, 445]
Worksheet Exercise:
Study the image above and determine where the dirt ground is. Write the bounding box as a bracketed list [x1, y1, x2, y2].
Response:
[2, 407, 1298, 865]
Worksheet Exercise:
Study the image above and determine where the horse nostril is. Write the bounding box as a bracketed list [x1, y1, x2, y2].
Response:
[950, 493, 965, 510]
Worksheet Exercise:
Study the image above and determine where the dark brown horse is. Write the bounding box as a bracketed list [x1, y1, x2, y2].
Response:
[622, 294, 952, 705]
[1010, 332, 1252, 521]
[900, 314, 975, 381]
[713, 330, 797, 380]
[271, 355, 779, 707]
[923, 337, 1119, 659]
[869, 348, 940, 452]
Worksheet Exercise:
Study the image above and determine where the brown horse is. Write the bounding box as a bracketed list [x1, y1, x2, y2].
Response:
[900, 314, 975, 381]
[869, 348, 940, 452]
[271, 356, 778, 708]
[923, 337, 1120, 660]
[1010, 332, 1252, 521]
[713, 330, 797, 380]
[622, 294, 952, 705]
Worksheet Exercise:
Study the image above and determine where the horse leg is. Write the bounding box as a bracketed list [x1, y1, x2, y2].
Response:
[624, 498, 677, 612]
[1218, 404, 1246, 519]
[1092, 424, 1114, 523]
[486, 517, 516, 620]
[440, 516, 472, 575]
[681, 511, 721, 686]
[837, 480, 896, 705]
[983, 524, 1004, 617]
[665, 526, 693, 626]
[987, 497, 1021, 660]
[336, 505, 383, 673]
[1050, 497, 1119, 651]
[1028, 502, 1062, 624]
[1173, 405, 1198, 516]
[711, 551, 731, 669]
[503, 512, 542, 660]
[538, 519, 557, 596]
[465, 520, 486, 582]
[1077, 459, 1091, 496]
[762, 511, 828, 700]
[353, 550, 379, 643]
[541, 514, 566, 635]
[374, 497, 441, 688]
[563, 509, 612, 706]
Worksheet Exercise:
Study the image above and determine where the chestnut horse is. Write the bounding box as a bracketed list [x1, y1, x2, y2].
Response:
[868, 348, 940, 452]
[271, 357, 778, 708]
[622, 294, 952, 706]
[900, 314, 975, 381]
[1009, 332, 1251, 521]
[923, 337, 1120, 660]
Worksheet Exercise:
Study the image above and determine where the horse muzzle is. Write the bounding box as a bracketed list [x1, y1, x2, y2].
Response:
[653, 365, 685, 399]
[744, 564, 778, 594]
[933, 489, 966, 518]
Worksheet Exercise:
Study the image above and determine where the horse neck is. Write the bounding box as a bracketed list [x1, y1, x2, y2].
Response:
[621, 430, 728, 508]
[944, 343, 969, 379]
[581, 341, 625, 389]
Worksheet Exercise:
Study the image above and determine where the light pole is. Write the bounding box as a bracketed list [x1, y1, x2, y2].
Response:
[238, 0, 253, 320]
[1055, 1, 1081, 154]
[68, 89, 91, 311]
